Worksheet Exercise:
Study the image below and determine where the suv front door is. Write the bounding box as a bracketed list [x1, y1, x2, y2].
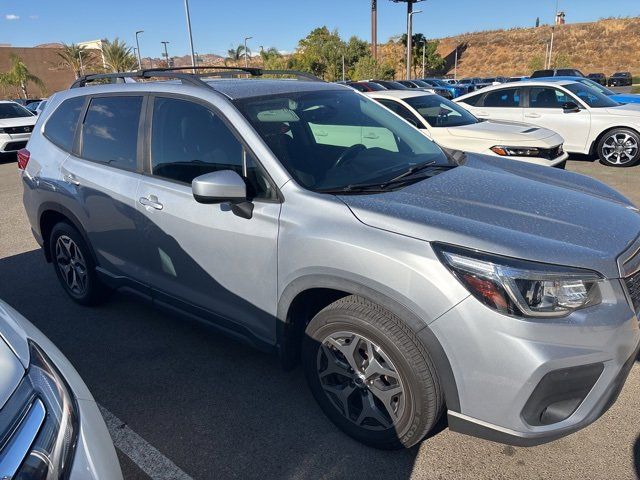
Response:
[525, 86, 591, 152]
[135, 95, 281, 343]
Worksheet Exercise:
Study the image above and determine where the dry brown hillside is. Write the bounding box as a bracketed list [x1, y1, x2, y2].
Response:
[380, 17, 640, 78]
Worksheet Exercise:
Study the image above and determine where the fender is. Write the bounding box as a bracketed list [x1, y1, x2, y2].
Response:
[37, 201, 97, 265]
[277, 273, 461, 412]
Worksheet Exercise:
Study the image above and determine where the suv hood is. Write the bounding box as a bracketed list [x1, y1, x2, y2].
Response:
[340, 155, 640, 278]
[0, 302, 28, 409]
[0, 115, 37, 128]
[445, 120, 558, 142]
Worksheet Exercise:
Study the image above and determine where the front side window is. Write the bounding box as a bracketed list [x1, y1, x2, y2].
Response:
[234, 89, 449, 192]
[44, 96, 85, 152]
[150, 97, 275, 200]
[81, 96, 142, 170]
[483, 88, 521, 108]
[0, 103, 33, 119]
[528, 87, 570, 109]
[405, 95, 478, 128]
[563, 83, 619, 108]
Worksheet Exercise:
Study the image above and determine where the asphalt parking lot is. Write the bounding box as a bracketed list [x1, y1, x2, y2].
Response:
[0, 154, 638, 480]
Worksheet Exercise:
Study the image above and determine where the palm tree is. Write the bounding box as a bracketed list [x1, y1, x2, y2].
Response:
[225, 45, 247, 66]
[101, 38, 137, 73]
[57, 43, 93, 79]
[0, 54, 45, 99]
[259, 47, 281, 61]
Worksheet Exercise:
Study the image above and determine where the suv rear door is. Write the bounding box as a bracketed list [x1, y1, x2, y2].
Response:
[60, 94, 150, 286]
[135, 95, 281, 343]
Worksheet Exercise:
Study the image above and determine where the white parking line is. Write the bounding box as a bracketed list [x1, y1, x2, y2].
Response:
[98, 404, 194, 480]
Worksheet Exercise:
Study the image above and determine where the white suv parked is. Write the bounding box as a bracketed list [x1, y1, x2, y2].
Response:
[0, 101, 37, 155]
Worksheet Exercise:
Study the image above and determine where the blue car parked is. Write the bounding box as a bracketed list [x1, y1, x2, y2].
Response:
[420, 78, 469, 98]
[525, 76, 640, 104]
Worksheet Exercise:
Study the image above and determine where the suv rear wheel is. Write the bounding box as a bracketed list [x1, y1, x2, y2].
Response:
[302, 295, 443, 449]
[597, 128, 640, 167]
[49, 222, 110, 305]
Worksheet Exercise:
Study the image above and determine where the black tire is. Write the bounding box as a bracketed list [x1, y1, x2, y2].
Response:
[597, 128, 640, 167]
[49, 222, 110, 306]
[302, 295, 443, 449]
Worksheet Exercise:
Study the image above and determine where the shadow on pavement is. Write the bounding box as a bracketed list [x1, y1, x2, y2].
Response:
[634, 435, 640, 478]
[0, 249, 423, 479]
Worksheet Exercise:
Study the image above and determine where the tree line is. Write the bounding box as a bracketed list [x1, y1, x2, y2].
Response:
[1, 28, 446, 98]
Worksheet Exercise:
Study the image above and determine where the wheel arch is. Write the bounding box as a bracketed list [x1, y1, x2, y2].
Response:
[38, 202, 96, 264]
[277, 274, 461, 412]
[589, 125, 640, 156]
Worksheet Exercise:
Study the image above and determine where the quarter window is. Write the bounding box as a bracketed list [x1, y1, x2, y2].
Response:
[529, 87, 569, 109]
[483, 88, 521, 108]
[44, 96, 85, 153]
[81, 96, 142, 170]
[150, 97, 275, 200]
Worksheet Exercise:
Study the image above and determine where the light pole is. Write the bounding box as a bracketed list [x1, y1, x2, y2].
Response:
[161, 41, 170, 68]
[454, 45, 458, 80]
[547, 0, 560, 69]
[244, 36, 252, 68]
[421, 39, 426, 78]
[135, 30, 144, 70]
[184, 0, 196, 72]
[78, 50, 84, 77]
[406, 9, 422, 79]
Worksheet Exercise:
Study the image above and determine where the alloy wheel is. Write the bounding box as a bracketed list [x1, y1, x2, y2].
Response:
[55, 235, 88, 296]
[602, 132, 638, 165]
[316, 331, 405, 431]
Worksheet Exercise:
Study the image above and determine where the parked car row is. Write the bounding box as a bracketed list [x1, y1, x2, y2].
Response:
[12, 67, 640, 464]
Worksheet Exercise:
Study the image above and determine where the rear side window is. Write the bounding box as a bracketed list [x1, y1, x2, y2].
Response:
[483, 88, 521, 108]
[459, 93, 483, 106]
[80, 96, 142, 170]
[377, 98, 418, 125]
[44, 96, 85, 152]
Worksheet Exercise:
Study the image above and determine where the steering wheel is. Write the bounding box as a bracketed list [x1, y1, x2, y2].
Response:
[332, 144, 367, 169]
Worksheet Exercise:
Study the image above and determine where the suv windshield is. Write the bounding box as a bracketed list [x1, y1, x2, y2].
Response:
[564, 82, 619, 108]
[0, 103, 33, 119]
[404, 94, 477, 127]
[234, 90, 450, 192]
[575, 78, 616, 96]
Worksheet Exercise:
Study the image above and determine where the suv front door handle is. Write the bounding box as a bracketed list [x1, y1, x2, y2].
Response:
[139, 195, 163, 210]
[524, 112, 542, 118]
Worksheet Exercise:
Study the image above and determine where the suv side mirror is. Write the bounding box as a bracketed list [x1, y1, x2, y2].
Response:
[192, 170, 246, 204]
[562, 101, 580, 113]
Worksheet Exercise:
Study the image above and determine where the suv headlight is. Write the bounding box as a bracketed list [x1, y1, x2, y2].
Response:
[13, 341, 79, 479]
[434, 244, 603, 318]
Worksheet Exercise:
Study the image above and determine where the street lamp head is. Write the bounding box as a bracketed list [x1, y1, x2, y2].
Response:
[136, 30, 144, 35]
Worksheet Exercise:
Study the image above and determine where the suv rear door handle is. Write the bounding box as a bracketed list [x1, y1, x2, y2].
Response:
[139, 195, 163, 210]
[64, 174, 80, 186]
[524, 113, 542, 118]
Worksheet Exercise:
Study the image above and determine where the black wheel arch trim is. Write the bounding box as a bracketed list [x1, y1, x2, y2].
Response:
[277, 274, 461, 412]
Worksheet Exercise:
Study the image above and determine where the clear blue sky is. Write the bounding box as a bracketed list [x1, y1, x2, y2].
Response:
[1, 0, 638, 57]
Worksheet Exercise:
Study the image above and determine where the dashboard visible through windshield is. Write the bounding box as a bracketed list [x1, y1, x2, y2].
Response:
[234, 89, 452, 192]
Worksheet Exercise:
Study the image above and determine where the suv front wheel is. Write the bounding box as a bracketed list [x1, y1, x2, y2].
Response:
[49, 222, 110, 306]
[302, 295, 443, 449]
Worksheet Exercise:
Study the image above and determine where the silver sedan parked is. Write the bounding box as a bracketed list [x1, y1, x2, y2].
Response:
[0, 300, 122, 479]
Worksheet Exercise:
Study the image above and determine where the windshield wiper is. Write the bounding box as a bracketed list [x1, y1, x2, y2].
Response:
[317, 162, 453, 195]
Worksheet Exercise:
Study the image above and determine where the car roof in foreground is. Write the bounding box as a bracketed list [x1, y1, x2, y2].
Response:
[203, 78, 345, 99]
[364, 90, 434, 100]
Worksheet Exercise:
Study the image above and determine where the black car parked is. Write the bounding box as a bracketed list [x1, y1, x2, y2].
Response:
[608, 72, 633, 87]
[531, 68, 585, 78]
[587, 73, 607, 86]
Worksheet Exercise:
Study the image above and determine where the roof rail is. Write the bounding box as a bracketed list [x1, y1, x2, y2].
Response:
[70, 66, 323, 89]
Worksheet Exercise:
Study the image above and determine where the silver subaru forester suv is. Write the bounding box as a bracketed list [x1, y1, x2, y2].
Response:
[19, 67, 640, 450]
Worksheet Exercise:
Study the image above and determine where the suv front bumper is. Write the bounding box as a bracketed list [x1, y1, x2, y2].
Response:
[428, 279, 640, 446]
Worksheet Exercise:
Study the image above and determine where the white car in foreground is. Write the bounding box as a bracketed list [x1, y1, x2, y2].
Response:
[0, 300, 122, 479]
[455, 80, 640, 167]
[0, 101, 37, 155]
[366, 90, 567, 167]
